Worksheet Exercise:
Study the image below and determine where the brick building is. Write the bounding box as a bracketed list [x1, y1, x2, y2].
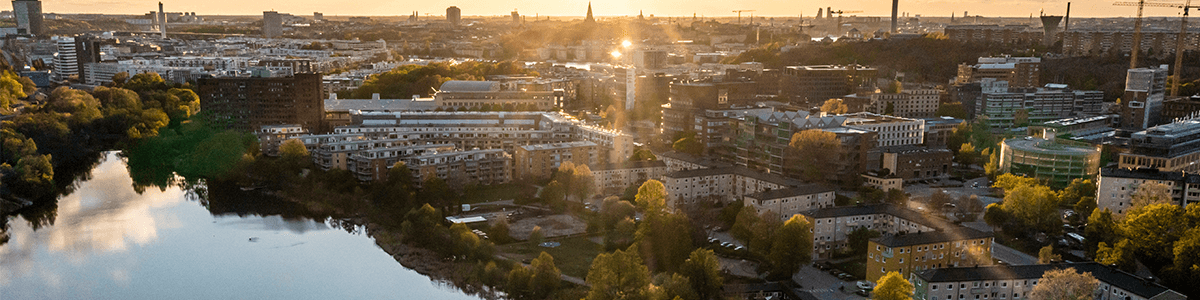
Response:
[197, 73, 325, 132]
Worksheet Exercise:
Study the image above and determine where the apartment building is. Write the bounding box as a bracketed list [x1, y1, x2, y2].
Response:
[912, 263, 1187, 300]
[866, 227, 995, 283]
[257, 124, 309, 157]
[1096, 167, 1200, 216]
[197, 73, 325, 132]
[513, 141, 599, 180]
[591, 161, 670, 193]
[1119, 118, 1200, 173]
[661, 166, 801, 209]
[879, 146, 953, 183]
[743, 184, 836, 218]
[399, 148, 512, 186]
[800, 204, 950, 259]
[977, 81, 1105, 129]
[782, 65, 878, 106]
[347, 144, 456, 182]
[944, 25, 1042, 46]
[1120, 66, 1170, 131]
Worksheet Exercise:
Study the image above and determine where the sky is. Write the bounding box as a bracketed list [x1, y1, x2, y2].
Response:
[40, 0, 1192, 18]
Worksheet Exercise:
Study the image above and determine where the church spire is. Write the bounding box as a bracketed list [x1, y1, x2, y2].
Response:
[585, 2, 595, 23]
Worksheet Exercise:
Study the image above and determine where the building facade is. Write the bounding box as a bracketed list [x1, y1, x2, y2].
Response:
[866, 228, 995, 283]
[1119, 118, 1200, 173]
[662, 166, 800, 209]
[868, 89, 940, 119]
[955, 56, 1041, 88]
[197, 73, 325, 132]
[743, 185, 836, 219]
[912, 263, 1188, 300]
[1096, 167, 1200, 216]
[800, 204, 949, 259]
[591, 161, 670, 193]
[1120, 66, 1169, 131]
[512, 141, 599, 180]
[1000, 136, 1101, 187]
[782, 65, 878, 106]
[880, 146, 954, 183]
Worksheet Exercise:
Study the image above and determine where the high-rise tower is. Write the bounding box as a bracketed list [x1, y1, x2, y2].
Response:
[11, 0, 43, 35]
[158, 2, 167, 38]
[446, 6, 461, 26]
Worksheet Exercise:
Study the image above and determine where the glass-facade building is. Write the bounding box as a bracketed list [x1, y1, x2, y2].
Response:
[999, 137, 1101, 187]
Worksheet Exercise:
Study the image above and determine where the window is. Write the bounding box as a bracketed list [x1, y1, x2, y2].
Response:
[932, 285, 938, 290]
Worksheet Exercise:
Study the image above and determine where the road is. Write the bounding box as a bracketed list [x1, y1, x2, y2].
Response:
[792, 264, 867, 300]
[992, 242, 1039, 265]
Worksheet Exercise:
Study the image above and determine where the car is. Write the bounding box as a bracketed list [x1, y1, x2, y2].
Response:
[829, 269, 842, 275]
[838, 273, 856, 281]
[721, 242, 733, 248]
[707, 237, 718, 244]
[734, 246, 745, 251]
[856, 281, 874, 290]
[855, 290, 871, 297]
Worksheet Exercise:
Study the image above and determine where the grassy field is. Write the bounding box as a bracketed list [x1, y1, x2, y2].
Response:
[497, 235, 603, 279]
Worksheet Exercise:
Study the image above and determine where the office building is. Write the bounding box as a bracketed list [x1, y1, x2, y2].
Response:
[842, 112, 926, 147]
[978, 81, 1104, 128]
[661, 79, 757, 143]
[866, 227, 995, 283]
[11, 0, 43, 35]
[1000, 136, 1101, 186]
[782, 65, 877, 106]
[879, 146, 953, 183]
[1096, 167, 1200, 216]
[956, 56, 1041, 88]
[729, 111, 879, 186]
[513, 141, 599, 180]
[52, 36, 78, 81]
[1118, 118, 1200, 173]
[446, 6, 461, 26]
[868, 89, 940, 119]
[862, 170, 904, 192]
[912, 263, 1187, 300]
[262, 11, 283, 38]
[922, 117, 965, 147]
[1120, 65, 1170, 131]
[197, 73, 325, 132]
[1162, 96, 1200, 122]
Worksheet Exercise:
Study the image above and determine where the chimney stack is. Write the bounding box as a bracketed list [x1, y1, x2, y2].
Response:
[891, 0, 899, 33]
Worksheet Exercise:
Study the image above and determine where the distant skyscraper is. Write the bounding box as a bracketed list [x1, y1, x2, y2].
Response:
[11, 0, 43, 35]
[585, 2, 595, 23]
[52, 36, 78, 81]
[262, 11, 282, 38]
[511, 10, 519, 24]
[314, 12, 323, 21]
[446, 6, 461, 26]
[158, 2, 167, 38]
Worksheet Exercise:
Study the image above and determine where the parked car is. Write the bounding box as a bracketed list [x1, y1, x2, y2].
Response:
[856, 280, 874, 291]
[855, 290, 871, 297]
[838, 273, 857, 281]
[734, 246, 745, 251]
[829, 269, 842, 275]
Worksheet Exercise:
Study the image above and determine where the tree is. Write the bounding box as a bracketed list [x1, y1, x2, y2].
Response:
[928, 190, 952, 213]
[542, 180, 566, 204]
[1129, 182, 1172, 212]
[884, 101, 896, 116]
[957, 143, 978, 165]
[1095, 239, 1137, 272]
[529, 226, 544, 245]
[636, 210, 694, 272]
[984, 203, 1009, 229]
[650, 273, 697, 300]
[789, 129, 840, 183]
[1002, 184, 1061, 234]
[630, 148, 657, 161]
[1058, 179, 1096, 207]
[821, 98, 849, 114]
[1120, 203, 1185, 263]
[1073, 197, 1097, 223]
[984, 150, 1000, 177]
[672, 136, 703, 156]
[529, 252, 562, 298]
[1083, 208, 1120, 256]
[586, 248, 651, 300]
[572, 164, 596, 200]
[847, 227, 881, 255]
[1165, 228, 1200, 296]
[993, 173, 1039, 191]
[1028, 268, 1098, 300]
[1038, 245, 1062, 263]
[768, 215, 813, 279]
[955, 194, 985, 221]
[1013, 108, 1029, 127]
[279, 138, 309, 162]
[679, 249, 723, 300]
[635, 179, 667, 212]
[873, 271, 914, 300]
[490, 214, 512, 243]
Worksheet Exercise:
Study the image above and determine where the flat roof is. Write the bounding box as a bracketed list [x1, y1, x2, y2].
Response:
[872, 227, 992, 247]
[745, 184, 835, 200]
[914, 262, 1182, 299]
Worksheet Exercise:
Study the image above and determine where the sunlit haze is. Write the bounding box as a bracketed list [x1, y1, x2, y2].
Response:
[44, 0, 1187, 18]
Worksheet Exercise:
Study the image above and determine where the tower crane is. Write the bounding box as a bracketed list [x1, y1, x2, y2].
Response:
[1114, 1, 1184, 69]
[1115, 1, 1199, 95]
[733, 10, 756, 24]
[831, 10, 863, 36]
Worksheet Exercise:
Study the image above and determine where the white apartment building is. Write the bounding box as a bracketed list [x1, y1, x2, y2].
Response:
[661, 166, 800, 209]
[800, 204, 948, 259]
[591, 161, 670, 192]
[1095, 167, 1200, 216]
[842, 112, 926, 147]
[744, 185, 836, 218]
[912, 263, 1187, 300]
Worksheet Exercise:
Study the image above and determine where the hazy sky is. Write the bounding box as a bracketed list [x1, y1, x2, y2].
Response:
[43, 0, 1191, 18]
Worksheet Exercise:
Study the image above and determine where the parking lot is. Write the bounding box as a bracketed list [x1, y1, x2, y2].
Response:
[793, 263, 869, 300]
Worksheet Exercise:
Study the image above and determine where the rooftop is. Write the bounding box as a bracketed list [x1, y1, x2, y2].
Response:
[799, 204, 952, 229]
[1003, 137, 1099, 156]
[519, 141, 598, 151]
[592, 160, 668, 171]
[914, 262, 1183, 299]
[745, 184, 836, 200]
[664, 166, 801, 187]
[871, 227, 992, 247]
[438, 80, 500, 92]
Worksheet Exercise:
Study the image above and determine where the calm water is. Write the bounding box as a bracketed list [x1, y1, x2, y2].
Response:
[0, 152, 480, 300]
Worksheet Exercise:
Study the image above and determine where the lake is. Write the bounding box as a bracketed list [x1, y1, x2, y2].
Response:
[0, 152, 481, 300]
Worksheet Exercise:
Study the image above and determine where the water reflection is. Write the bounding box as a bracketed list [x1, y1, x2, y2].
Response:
[0, 152, 479, 300]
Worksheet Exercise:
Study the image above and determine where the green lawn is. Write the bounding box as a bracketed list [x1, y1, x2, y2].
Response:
[497, 235, 603, 279]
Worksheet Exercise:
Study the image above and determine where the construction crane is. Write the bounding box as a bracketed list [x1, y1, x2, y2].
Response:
[831, 10, 864, 36]
[1172, 1, 1200, 96]
[733, 10, 756, 24]
[1114, 1, 1185, 69]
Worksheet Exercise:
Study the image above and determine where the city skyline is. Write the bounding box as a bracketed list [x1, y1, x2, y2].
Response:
[40, 0, 1195, 19]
